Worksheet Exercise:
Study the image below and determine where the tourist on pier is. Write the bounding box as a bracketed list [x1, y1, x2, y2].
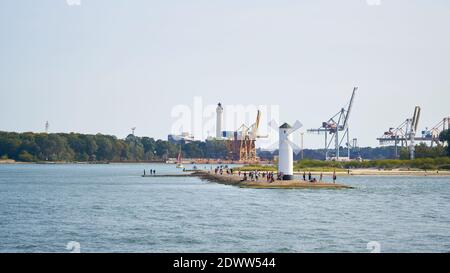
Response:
[308, 172, 312, 181]
[333, 170, 337, 183]
[144, 170, 146, 176]
[242, 172, 248, 181]
[238, 171, 241, 176]
[303, 172, 306, 181]
[153, 170, 156, 175]
[319, 173, 323, 182]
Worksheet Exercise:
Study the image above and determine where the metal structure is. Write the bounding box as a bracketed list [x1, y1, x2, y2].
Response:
[226, 110, 267, 162]
[420, 117, 450, 147]
[307, 87, 358, 161]
[377, 106, 421, 159]
[377, 108, 449, 159]
[131, 127, 136, 136]
[45, 121, 49, 134]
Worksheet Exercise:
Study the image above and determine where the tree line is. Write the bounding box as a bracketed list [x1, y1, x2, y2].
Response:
[0, 131, 226, 162]
[1, 129, 448, 163]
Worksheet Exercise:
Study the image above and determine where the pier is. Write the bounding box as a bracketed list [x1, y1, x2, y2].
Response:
[141, 174, 193, 178]
[191, 171, 354, 189]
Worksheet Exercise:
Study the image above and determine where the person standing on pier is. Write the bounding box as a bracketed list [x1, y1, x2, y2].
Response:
[144, 170, 146, 176]
[303, 172, 306, 181]
[333, 170, 337, 184]
[319, 173, 323, 182]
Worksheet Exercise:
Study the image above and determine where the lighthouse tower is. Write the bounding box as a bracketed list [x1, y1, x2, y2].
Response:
[216, 103, 224, 138]
[279, 123, 294, 180]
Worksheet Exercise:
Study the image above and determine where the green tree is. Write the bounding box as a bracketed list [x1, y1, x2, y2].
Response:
[18, 151, 35, 162]
[0, 133, 21, 159]
[440, 129, 450, 156]
[95, 135, 114, 161]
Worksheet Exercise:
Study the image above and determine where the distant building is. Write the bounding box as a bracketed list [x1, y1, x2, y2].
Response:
[168, 132, 195, 145]
[216, 103, 224, 138]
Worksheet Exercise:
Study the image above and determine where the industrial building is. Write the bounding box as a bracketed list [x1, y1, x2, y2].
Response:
[168, 132, 195, 145]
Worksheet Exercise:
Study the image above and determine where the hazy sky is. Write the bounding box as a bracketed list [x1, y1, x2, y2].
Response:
[1, 0, 449, 148]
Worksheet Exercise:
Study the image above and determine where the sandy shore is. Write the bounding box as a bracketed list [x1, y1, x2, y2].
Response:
[192, 171, 353, 189]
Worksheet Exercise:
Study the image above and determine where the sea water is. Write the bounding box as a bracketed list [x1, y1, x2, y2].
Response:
[0, 164, 449, 253]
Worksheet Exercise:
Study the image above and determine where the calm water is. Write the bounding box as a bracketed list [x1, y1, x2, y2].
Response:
[0, 164, 449, 253]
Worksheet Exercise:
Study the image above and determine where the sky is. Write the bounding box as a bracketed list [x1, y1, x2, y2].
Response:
[0, 0, 449, 149]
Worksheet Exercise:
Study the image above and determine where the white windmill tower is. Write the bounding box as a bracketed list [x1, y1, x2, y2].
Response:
[278, 121, 303, 180]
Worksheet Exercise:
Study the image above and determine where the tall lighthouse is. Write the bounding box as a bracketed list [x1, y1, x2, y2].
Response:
[216, 103, 224, 138]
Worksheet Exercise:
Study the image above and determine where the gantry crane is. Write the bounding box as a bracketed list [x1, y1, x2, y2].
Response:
[307, 87, 358, 161]
[377, 106, 421, 159]
[420, 117, 450, 147]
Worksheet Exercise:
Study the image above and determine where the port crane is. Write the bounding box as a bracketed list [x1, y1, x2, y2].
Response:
[378, 107, 449, 159]
[307, 87, 357, 161]
[377, 106, 421, 159]
[420, 117, 450, 147]
[226, 110, 267, 162]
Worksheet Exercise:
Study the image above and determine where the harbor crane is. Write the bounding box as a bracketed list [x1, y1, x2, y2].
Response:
[377, 106, 421, 160]
[420, 117, 450, 147]
[307, 87, 358, 161]
[378, 108, 449, 159]
[226, 110, 267, 162]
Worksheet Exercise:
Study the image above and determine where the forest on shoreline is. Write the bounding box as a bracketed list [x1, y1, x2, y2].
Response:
[0, 130, 449, 165]
[0, 131, 226, 162]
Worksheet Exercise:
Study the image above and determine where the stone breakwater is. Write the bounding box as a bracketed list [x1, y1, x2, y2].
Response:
[191, 171, 354, 189]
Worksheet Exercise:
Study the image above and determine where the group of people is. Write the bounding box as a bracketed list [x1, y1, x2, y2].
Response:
[143, 169, 156, 176]
[238, 170, 276, 183]
[214, 166, 234, 176]
[302, 171, 337, 183]
[211, 165, 338, 184]
[302, 171, 319, 183]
